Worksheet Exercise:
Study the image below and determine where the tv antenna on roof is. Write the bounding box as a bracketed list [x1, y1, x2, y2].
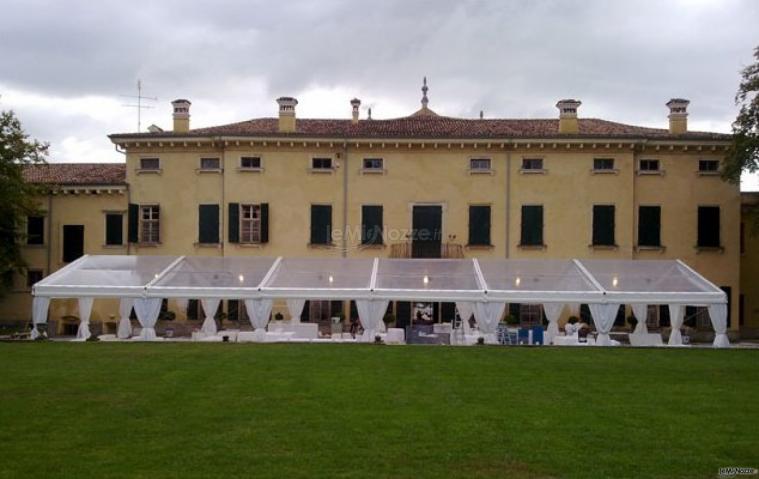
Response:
[121, 79, 157, 132]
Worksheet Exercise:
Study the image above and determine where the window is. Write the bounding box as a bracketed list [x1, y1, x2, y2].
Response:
[522, 158, 543, 170]
[200, 157, 220, 170]
[312, 158, 333, 170]
[593, 158, 615, 171]
[520, 304, 543, 328]
[226, 300, 248, 322]
[140, 205, 160, 244]
[105, 213, 123, 246]
[26, 216, 44, 245]
[645, 305, 660, 329]
[241, 204, 262, 243]
[592, 205, 615, 246]
[139, 158, 160, 170]
[27, 269, 43, 288]
[520, 205, 543, 246]
[468, 205, 491, 246]
[198, 204, 220, 244]
[637, 206, 661, 247]
[699, 160, 719, 172]
[362, 158, 383, 170]
[240, 156, 261, 169]
[361, 205, 383, 245]
[310, 205, 332, 245]
[470, 158, 491, 171]
[697, 206, 720, 248]
[639, 159, 660, 172]
[685, 306, 711, 330]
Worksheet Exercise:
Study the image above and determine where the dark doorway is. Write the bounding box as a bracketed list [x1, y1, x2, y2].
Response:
[396, 301, 411, 329]
[62, 225, 84, 263]
[412, 205, 442, 258]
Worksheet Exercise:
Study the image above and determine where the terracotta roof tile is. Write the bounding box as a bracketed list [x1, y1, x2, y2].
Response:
[23, 163, 126, 186]
[110, 115, 731, 141]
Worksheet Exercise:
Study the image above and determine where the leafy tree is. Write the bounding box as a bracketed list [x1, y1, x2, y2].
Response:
[0, 109, 48, 294]
[724, 46, 759, 231]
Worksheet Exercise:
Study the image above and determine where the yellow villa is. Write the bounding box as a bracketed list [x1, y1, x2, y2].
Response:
[4, 81, 757, 341]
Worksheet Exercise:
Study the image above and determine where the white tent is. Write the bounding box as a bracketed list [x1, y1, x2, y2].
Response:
[30, 255, 730, 347]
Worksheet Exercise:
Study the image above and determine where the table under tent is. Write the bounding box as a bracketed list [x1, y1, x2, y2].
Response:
[30, 255, 730, 348]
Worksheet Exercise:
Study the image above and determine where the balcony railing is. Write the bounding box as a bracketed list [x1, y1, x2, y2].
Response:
[389, 241, 464, 259]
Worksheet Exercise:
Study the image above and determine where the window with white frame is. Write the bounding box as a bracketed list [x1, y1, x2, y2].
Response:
[312, 158, 333, 170]
[240, 204, 262, 243]
[470, 158, 491, 171]
[240, 156, 261, 169]
[593, 158, 615, 171]
[140, 205, 160, 243]
[363, 158, 383, 170]
[519, 304, 543, 327]
[200, 157, 221, 170]
[699, 159, 719, 172]
[521, 158, 543, 170]
[140, 158, 160, 170]
[639, 159, 660, 172]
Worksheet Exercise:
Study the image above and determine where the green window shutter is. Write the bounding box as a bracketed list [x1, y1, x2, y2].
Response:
[105, 213, 123, 246]
[468, 206, 491, 246]
[310, 205, 332, 245]
[228, 203, 239, 243]
[592, 205, 615, 246]
[520, 205, 543, 246]
[638, 206, 661, 247]
[260, 203, 269, 243]
[697, 206, 720, 247]
[361, 205, 383, 245]
[128, 204, 139, 243]
[198, 204, 220, 244]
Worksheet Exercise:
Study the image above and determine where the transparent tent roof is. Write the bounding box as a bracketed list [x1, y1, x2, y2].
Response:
[31, 255, 727, 305]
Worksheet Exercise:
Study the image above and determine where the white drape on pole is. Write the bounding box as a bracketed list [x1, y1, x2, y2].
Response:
[75, 297, 94, 341]
[200, 298, 220, 335]
[631, 304, 649, 334]
[473, 302, 506, 344]
[667, 304, 685, 346]
[133, 298, 163, 341]
[31, 296, 50, 339]
[588, 303, 620, 346]
[542, 303, 564, 345]
[244, 299, 273, 341]
[356, 300, 390, 342]
[286, 299, 306, 323]
[708, 303, 730, 348]
[117, 298, 135, 339]
[456, 302, 474, 323]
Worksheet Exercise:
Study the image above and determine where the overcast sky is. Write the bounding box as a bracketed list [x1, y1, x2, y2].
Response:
[0, 0, 757, 189]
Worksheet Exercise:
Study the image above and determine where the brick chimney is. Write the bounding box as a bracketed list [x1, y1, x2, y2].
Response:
[666, 98, 689, 134]
[556, 99, 581, 134]
[171, 99, 191, 133]
[276, 97, 298, 133]
[350, 98, 361, 124]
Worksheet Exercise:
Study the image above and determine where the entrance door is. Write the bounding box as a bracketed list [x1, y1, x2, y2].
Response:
[412, 205, 442, 258]
[62, 225, 84, 263]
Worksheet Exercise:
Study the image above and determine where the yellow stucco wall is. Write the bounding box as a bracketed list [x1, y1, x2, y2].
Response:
[740, 194, 759, 333]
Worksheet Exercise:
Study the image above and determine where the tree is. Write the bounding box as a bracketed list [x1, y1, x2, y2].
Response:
[0, 109, 48, 294]
[724, 46, 759, 230]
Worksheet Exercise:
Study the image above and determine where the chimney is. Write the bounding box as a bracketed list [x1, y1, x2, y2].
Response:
[171, 99, 191, 133]
[350, 98, 361, 124]
[556, 99, 581, 134]
[666, 98, 689, 134]
[276, 96, 298, 133]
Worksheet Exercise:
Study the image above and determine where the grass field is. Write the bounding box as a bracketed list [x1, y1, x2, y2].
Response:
[0, 343, 757, 479]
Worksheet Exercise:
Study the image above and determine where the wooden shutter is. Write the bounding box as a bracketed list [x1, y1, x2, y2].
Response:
[520, 205, 543, 246]
[128, 204, 139, 243]
[105, 213, 123, 246]
[198, 204, 219, 244]
[697, 206, 720, 247]
[361, 205, 383, 245]
[310, 205, 332, 244]
[638, 206, 661, 247]
[468, 205, 491, 246]
[592, 205, 615, 246]
[260, 203, 269, 243]
[228, 203, 239, 243]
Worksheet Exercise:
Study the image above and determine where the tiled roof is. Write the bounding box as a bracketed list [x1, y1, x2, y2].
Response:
[23, 163, 126, 186]
[110, 115, 731, 141]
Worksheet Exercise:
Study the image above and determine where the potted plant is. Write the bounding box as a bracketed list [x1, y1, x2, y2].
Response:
[383, 313, 396, 328]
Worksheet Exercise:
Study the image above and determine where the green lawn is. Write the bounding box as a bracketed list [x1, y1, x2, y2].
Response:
[0, 343, 756, 479]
